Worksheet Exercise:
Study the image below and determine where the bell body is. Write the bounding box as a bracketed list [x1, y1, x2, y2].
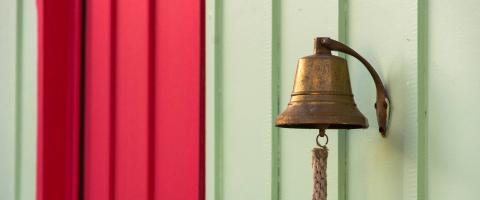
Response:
[276, 51, 368, 129]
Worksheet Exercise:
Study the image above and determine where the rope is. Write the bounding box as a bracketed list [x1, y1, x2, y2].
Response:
[312, 147, 328, 200]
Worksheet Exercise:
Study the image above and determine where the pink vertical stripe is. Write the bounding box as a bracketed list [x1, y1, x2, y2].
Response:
[155, 0, 205, 199]
[84, 0, 112, 198]
[115, 0, 150, 198]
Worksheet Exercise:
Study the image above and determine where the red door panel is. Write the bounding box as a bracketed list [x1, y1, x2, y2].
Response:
[37, 0, 83, 199]
[38, 0, 204, 199]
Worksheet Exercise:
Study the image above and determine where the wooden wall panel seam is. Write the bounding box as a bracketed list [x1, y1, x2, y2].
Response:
[214, 0, 224, 197]
[271, 0, 280, 199]
[417, 0, 428, 199]
[214, 0, 224, 198]
[338, 0, 349, 199]
[15, 0, 24, 198]
[206, 0, 224, 198]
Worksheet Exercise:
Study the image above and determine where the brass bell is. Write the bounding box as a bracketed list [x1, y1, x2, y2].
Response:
[276, 37, 390, 136]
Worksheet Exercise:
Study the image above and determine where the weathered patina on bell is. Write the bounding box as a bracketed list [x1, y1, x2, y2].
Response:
[276, 37, 390, 136]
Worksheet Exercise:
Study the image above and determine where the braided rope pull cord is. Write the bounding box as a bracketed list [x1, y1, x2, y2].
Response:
[312, 146, 328, 200]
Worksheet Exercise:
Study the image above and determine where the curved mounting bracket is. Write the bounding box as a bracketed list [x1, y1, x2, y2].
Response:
[317, 37, 390, 136]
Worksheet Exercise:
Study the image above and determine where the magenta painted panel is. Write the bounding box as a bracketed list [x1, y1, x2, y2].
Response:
[154, 0, 205, 199]
[84, 0, 113, 198]
[115, 0, 150, 198]
[82, 0, 205, 199]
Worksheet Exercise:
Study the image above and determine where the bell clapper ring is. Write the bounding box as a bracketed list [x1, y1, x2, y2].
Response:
[316, 129, 329, 147]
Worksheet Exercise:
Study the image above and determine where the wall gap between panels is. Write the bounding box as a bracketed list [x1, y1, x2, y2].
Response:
[417, 0, 428, 199]
[271, 0, 281, 199]
[338, 0, 349, 199]
[206, 0, 225, 198]
[15, 0, 25, 198]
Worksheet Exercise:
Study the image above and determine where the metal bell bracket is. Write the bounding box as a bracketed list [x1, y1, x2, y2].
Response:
[317, 37, 390, 136]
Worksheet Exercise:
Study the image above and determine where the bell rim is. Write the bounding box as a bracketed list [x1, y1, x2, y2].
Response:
[275, 122, 368, 130]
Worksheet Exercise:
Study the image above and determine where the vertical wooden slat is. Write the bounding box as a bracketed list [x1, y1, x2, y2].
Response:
[346, 0, 418, 200]
[278, 0, 340, 199]
[0, 0, 17, 198]
[115, 0, 149, 198]
[206, 0, 224, 198]
[217, 0, 274, 199]
[84, 0, 112, 198]
[428, 1, 480, 199]
[18, 0, 38, 199]
[1, 0, 37, 198]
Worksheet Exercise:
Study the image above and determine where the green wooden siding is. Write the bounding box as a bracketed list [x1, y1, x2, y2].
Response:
[206, 0, 423, 199]
[1, 0, 480, 199]
[417, 0, 428, 199]
[0, 0, 37, 199]
[206, 0, 277, 199]
[0, 0, 18, 197]
[427, 0, 480, 199]
[206, 0, 343, 199]
[345, 0, 419, 200]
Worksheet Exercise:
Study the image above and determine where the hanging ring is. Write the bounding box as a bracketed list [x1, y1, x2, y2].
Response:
[316, 130, 329, 147]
